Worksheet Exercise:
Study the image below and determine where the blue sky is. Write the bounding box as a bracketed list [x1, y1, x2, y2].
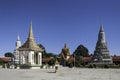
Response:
[0, 0, 120, 56]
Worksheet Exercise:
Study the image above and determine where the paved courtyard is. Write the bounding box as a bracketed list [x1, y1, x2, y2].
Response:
[0, 67, 120, 80]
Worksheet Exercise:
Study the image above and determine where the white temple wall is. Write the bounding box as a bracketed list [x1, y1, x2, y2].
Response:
[14, 50, 20, 64]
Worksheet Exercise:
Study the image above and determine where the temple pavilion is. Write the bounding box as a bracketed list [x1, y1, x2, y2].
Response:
[18, 22, 43, 69]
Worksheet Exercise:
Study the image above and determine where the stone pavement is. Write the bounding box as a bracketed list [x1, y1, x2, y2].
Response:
[0, 67, 120, 80]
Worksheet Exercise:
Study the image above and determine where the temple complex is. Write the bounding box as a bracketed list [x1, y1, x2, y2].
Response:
[92, 24, 113, 64]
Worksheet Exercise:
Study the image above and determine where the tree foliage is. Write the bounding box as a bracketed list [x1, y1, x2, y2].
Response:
[72, 45, 90, 67]
[73, 45, 89, 57]
[4, 52, 13, 57]
[38, 44, 47, 54]
[74, 55, 83, 67]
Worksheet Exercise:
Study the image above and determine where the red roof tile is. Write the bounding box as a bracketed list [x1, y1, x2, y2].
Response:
[0, 57, 11, 62]
[112, 56, 120, 61]
[35, 56, 120, 63]
[42, 58, 51, 62]
[68, 57, 92, 62]
[83, 57, 92, 62]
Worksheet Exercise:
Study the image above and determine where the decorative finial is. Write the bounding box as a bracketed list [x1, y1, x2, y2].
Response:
[28, 21, 34, 40]
[99, 17, 104, 32]
[64, 43, 67, 48]
[31, 20, 32, 26]
[17, 34, 20, 41]
[100, 26, 104, 32]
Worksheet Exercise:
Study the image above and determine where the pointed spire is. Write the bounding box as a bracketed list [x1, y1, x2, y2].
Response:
[98, 23, 106, 43]
[100, 25, 104, 32]
[28, 21, 34, 40]
[64, 43, 67, 48]
[18, 22, 43, 52]
[16, 34, 21, 49]
[99, 17, 104, 32]
[17, 35, 20, 41]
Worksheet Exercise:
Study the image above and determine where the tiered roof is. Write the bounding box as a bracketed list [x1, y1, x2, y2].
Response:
[18, 22, 43, 52]
[60, 44, 70, 60]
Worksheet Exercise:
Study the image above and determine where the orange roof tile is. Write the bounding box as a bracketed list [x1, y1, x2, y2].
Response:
[0, 57, 11, 62]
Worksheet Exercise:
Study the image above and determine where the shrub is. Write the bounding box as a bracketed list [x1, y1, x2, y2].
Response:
[104, 65, 109, 68]
[88, 64, 93, 68]
[48, 59, 55, 66]
[41, 65, 44, 69]
[69, 63, 73, 68]
[93, 64, 96, 68]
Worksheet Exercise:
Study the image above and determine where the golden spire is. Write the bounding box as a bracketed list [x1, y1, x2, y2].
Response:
[64, 43, 67, 48]
[18, 22, 43, 52]
[28, 21, 34, 40]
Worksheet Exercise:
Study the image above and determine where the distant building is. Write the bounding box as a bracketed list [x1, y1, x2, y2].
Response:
[17, 22, 43, 69]
[14, 35, 21, 64]
[59, 44, 70, 66]
[92, 24, 113, 64]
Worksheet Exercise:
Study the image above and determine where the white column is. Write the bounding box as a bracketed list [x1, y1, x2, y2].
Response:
[19, 51, 21, 65]
[38, 52, 42, 66]
[37, 53, 39, 65]
[28, 51, 34, 65]
[32, 53, 34, 64]
[28, 52, 31, 64]
[19, 51, 23, 64]
[22, 56, 25, 64]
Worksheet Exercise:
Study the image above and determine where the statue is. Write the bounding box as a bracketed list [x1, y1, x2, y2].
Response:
[55, 58, 59, 73]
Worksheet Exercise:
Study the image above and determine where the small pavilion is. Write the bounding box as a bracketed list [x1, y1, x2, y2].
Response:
[18, 22, 43, 69]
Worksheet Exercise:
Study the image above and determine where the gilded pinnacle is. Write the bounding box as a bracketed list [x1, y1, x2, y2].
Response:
[28, 22, 34, 40]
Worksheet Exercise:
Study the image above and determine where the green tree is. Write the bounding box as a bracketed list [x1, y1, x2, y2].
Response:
[66, 61, 73, 68]
[4, 52, 14, 57]
[73, 45, 89, 57]
[73, 45, 89, 67]
[38, 44, 46, 53]
[0, 59, 4, 65]
[74, 55, 83, 67]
